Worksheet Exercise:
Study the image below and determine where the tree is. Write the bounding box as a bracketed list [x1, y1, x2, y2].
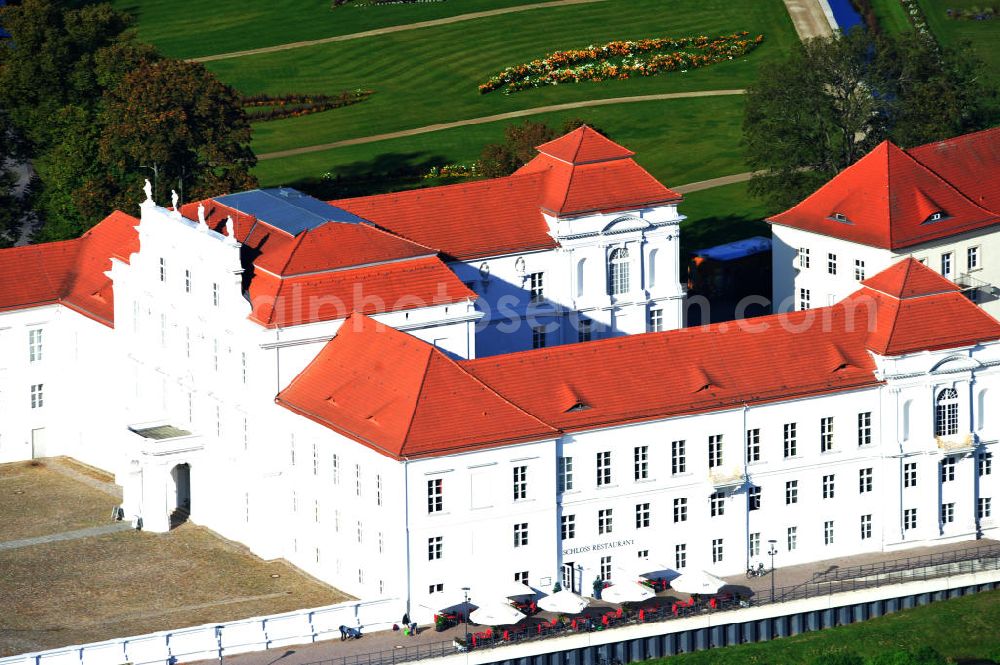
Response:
[744, 28, 998, 212]
[478, 118, 612, 178]
[98, 59, 257, 211]
[0, 112, 24, 247]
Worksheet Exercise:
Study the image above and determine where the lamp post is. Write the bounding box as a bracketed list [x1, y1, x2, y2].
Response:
[767, 539, 778, 603]
[461, 586, 471, 644]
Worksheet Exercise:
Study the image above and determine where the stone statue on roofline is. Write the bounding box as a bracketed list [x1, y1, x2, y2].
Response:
[143, 178, 153, 203]
[225, 216, 237, 243]
[171, 189, 179, 211]
[197, 203, 208, 229]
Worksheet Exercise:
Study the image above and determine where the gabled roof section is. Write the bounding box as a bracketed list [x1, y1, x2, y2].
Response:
[331, 173, 558, 261]
[906, 126, 1000, 214]
[536, 125, 635, 164]
[247, 256, 476, 328]
[769, 135, 1000, 250]
[860, 257, 960, 299]
[0, 211, 139, 326]
[276, 314, 558, 459]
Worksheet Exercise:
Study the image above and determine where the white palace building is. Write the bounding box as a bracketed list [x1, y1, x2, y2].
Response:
[1, 126, 999, 619]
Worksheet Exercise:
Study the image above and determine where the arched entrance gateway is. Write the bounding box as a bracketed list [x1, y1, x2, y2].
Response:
[170, 463, 191, 527]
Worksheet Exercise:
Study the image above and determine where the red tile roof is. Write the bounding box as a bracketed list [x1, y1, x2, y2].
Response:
[769, 132, 1000, 250]
[279, 260, 1000, 458]
[0, 211, 139, 326]
[247, 256, 476, 328]
[276, 313, 558, 458]
[331, 126, 680, 259]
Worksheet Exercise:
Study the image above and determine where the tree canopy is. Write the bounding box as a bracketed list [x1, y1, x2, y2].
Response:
[478, 118, 610, 178]
[744, 28, 998, 212]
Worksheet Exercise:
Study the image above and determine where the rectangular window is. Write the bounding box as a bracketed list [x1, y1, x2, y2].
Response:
[860, 514, 872, 540]
[557, 456, 574, 492]
[561, 514, 576, 540]
[859, 467, 873, 493]
[673, 497, 688, 523]
[241, 352, 247, 384]
[746, 428, 761, 463]
[941, 457, 956, 483]
[784, 423, 797, 458]
[824, 520, 835, 545]
[531, 326, 546, 349]
[708, 434, 723, 469]
[858, 412, 872, 446]
[798, 247, 810, 269]
[355, 464, 362, 497]
[429, 583, 443, 594]
[212, 282, 219, 307]
[578, 319, 592, 343]
[428, 536, 443, 560]
[941, 252, 953, 279]
[648, 308, 664, 333]
[635, 503, 650, 529]
[748, 486, 761, 511]
[28, 329, 43, 363]
[376, 475, 382, 506]
[671, 440, 686, 474]
[312, 443, 319, 476]
[822, 474, 836, 499]
[904, 462, 917, 488]
[313, 499, 320, 524]
[749, 532, 760, 557]
[978, 497, 992, 519]
[828, 253, 837, 275]
[30, 384, 43, 409]
[514, 571, 529, 585]
[904, 508, 917, 531]
[159, 257, 166, 282]
[710, 491, 726, 517]
[854, 259, 865, 281]
[786, 480, 799, 505]
[513, 465, 527, 500]
[528, 272, 544, 303]
[598, 508, 613, 534]
[634, 445, 649, 481]
[596, 451, 612, 486]
[675, 544, 687, 569]
[787, 526, 798, 551]
[212, 339, 219, 371]
[979, 452, 993, 477]
[332, 454, 340, 484]
[941, 502, 955, 524]
[356, 521, 363, 544]
[514, 522, 528, 548]
[600, 555, 612, 581]
[184, 269, 192, 293]
[799, 288, 811, 311]
[712, 538, 724, 563]
[427, 479, 443, 513]
[968, 246, 981, 271]
[821, 417, 834, 452]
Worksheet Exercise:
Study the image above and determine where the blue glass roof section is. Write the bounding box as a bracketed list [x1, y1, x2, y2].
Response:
[695, 236, 771, 262]
[215, 187, 368, 236]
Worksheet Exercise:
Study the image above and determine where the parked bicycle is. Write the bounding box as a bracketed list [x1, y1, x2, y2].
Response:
[746, 562, 767, 578]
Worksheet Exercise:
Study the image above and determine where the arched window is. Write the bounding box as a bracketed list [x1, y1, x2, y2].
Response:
[576, 258, 587, 298]
[978, 389, 988, 432]
[935, 388, 959, 437]
[902, 399, 912, 441]
[648, 249, 658, 288]
[608, 247, 630, 296]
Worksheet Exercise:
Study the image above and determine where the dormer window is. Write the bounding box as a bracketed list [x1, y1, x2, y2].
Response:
[923, 211, 947, 224]
[830, 212, 852, 224]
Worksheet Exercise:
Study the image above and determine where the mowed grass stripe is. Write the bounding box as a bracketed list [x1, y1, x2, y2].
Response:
[203, 0, 796, 154]
[111, 0, 555, 59]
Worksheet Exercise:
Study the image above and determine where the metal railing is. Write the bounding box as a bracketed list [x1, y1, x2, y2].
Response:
[313, 543, 1000, 665]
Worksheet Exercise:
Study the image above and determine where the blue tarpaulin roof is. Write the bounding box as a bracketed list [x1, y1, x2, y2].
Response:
[694, 236, 771, 262]
[215, 187, 368, 236]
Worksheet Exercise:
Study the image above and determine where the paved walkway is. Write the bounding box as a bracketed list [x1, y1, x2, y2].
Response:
[192, 0, 607, 63]
[673, 171, 758, 195]
[0, 522, 133, 552]
[45, 456, 122, 500]
[783, 0, 835, 40]
[185, 538, 996, 665]
[257, 90, 746, 161]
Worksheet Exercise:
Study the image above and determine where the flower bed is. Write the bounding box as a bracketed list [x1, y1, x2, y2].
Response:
[243, 89, 373, 121]
[478, 32, 764, 95]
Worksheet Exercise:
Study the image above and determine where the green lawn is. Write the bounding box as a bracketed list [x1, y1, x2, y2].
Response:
[111, 0, 551, 59]
[648, 589, 1000, 664]
[869, 0, 914, 33]
[916, 0, 1000, 81]
[255, 94, 749, 197]
[200, 0, 796, 155]
[679, 180, 770, 259]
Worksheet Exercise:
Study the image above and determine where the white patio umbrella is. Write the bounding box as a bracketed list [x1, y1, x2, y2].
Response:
[600, 582, 655, 604]
[469, 601, 526, 626]
[421, 589, 474, 612]
[475, 580, 535, 599]
[538, 589, 590, 614]
[669, 570, 727, 595]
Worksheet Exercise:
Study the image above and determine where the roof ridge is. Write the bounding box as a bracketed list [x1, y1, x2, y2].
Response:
[332, 171, 546, 205]
[277, 232, 309, 276]
[359, 219, 440, 255]
[397, 340, 436, 454]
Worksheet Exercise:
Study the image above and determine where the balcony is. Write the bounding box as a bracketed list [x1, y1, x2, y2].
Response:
[956, 273, 998, 305]
[128, 422, 204, 457]
[708, 467, 746, 488]
[936, 433, 975, 454]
